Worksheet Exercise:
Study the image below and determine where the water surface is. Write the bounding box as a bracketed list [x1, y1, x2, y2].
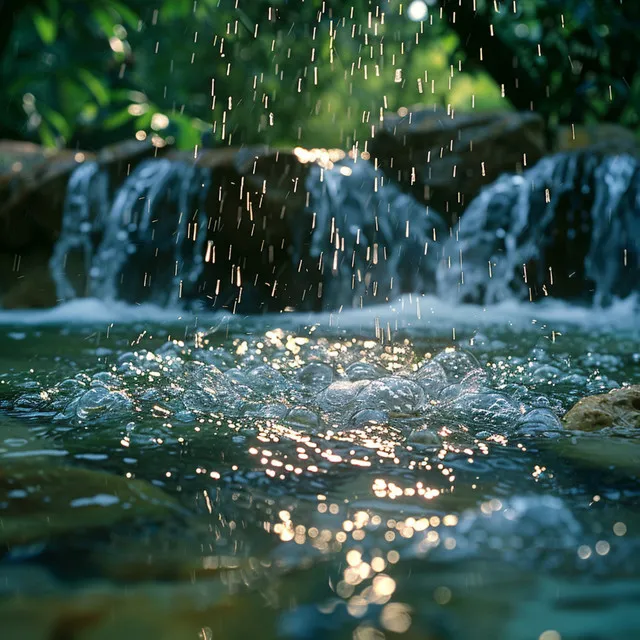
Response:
[1, 297, 639, 639]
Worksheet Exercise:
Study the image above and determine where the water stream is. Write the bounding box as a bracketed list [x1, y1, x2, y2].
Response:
[2, 149, 640, 638]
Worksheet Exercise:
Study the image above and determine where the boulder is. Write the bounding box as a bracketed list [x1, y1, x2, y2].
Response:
[369, 108, 547, 224]
[554, 123, 640, 156]
[562, 385, 640, 431]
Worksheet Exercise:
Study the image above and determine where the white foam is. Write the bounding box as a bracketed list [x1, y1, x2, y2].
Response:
[0, 294, 636, 335]
[0, 299, 203, 326]
[314, 293, 639, 333]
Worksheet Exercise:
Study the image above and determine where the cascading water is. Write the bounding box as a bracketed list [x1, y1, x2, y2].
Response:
[49, 161, 109, 300]
[49, 153, 446, 312]
[437, 151, 640, 306]
[49, 149, 639, 312]
[297, 155, 446, 309]
[50, 159, 212, 306]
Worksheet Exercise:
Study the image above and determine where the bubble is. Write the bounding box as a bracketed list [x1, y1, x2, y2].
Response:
[351, 408, 388, 427]
[433, 349, 484, 383]
[517, 408, 562, 434]
[356, 377, 425, 413]
[286, 407, 321, 429]
[297, 363, 334, 389]
[345, 362, 385, 381]
[316, 380, 368, 411]
[244, 365, 287, 393]
[74, 386, 132, 421]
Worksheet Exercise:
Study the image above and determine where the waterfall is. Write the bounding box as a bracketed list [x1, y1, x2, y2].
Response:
[301, 156, 446, 309]
[49, 161, 109, 301]
[436, 152, 640, 306]
[50, 159, 211, 306]
[50, 153, 446, 311]
[49, 149, 637, 312]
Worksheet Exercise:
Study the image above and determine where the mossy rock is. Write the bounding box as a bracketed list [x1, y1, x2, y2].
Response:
[0, 464, 180, 547]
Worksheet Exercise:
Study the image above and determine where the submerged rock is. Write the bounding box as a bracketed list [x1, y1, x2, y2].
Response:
[0, 464, 180, 547]
[555, 434, 640, 474]
[563, 385, 640, 432]
[0, 577, 279, 640]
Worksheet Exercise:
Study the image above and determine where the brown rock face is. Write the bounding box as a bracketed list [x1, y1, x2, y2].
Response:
[562, 385, 640, 431]
[370, 108, 547, 225]
[165, 146, 315, 312]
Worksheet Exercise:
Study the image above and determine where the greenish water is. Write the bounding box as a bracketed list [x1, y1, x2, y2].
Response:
[0, 300, 639, 639]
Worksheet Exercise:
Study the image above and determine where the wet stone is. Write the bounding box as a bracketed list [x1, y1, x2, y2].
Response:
[563, 385, 640, 432]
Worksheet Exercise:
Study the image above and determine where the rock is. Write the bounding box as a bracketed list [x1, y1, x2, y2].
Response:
[370, 108, 547, 224]
[0, 141, 86, 250]
[0, 579, 277, 640]
[0, 249, 58, 309]
[554, 434, 640, 474]
[185, 146, 312, 311]
[0, 138, 320, 311]
[554, 123, 640, 156]
[0, 464, 180, 547]
[562, 385, 640, 431]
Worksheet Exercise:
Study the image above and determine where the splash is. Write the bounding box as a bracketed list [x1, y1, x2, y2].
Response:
[437, 152, 640, 306]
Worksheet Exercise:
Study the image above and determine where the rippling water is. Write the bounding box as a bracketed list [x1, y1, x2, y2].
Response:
[1, 298, 639, 639]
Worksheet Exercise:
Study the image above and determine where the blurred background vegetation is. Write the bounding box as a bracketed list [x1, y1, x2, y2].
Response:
[0, 0, 638, 151]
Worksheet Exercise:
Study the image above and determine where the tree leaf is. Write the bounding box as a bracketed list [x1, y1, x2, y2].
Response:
[32, 9, 58, 45]
[109, 1, 142, 29]
[77, 69, 110, 107]
[38, 104, 72, 138]
[103, 107, 134, 130]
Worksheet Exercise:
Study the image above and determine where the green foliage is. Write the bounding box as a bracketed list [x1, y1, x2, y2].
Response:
[443, 0, 640, 129]
[0, 0, 637, 151]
